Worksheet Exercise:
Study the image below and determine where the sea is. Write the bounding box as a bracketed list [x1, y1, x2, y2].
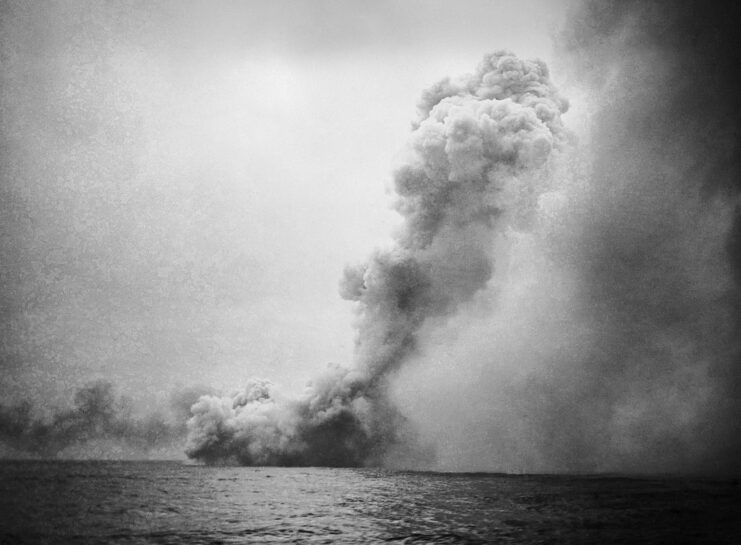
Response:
[0, 461, 739, 544]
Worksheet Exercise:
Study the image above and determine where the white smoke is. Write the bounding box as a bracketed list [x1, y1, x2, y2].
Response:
[185, 51, 568, 466]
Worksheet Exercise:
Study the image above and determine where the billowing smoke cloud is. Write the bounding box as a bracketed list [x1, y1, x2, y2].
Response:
[390, 0, 741, 475]
[185, 51, 569, 466]
[0, 381, 210, 459]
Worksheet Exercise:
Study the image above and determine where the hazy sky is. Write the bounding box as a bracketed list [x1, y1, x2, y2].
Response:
[1, 0, 571, 407]
[4, 0, 741, 473]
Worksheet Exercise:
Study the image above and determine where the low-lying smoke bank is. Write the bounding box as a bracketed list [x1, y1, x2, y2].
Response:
[184, 51, 569, 466]
[0, 381, 204, 459]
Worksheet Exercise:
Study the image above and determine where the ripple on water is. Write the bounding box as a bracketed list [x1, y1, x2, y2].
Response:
[0, 462, 739, 544]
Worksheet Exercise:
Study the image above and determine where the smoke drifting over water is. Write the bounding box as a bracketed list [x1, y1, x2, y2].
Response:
[0, 381, 207, 459]
[185, 52, 568, 466]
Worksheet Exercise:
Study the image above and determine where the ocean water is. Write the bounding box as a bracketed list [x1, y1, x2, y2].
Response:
[0, 461, 738, 544]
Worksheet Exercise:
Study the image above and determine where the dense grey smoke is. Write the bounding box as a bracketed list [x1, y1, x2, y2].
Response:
[0, 381, 208, 459]
[185, 52, 568, 466]
[393, 0, 741, 475]
[555, 0, 741, 473]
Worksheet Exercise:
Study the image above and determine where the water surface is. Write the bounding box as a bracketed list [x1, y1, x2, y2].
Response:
[0, 461, 738, 543]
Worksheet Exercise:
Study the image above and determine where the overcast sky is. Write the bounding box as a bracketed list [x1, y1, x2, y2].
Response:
[1, 1, 572, 407]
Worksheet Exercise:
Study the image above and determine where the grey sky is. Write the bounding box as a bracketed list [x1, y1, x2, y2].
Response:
[0, 0, 568, 408]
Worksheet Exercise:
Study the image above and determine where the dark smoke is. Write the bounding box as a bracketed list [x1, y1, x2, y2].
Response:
[393, 0, 741, 475]
[0, 381, 206, 459]
[185, 51, 568, 466]
[557, 0, 741, 473]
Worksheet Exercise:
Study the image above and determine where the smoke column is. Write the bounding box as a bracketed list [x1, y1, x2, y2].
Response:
[185, 51, 568, 466]
[388, 0, 741, 475]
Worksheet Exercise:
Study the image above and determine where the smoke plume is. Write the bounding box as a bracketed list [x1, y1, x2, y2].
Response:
[185, 51, 569, 466]
[388, 0, 741, 475]
[0, 381, 207, 459]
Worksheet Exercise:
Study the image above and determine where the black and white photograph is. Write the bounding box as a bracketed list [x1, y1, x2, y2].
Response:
[1, 0, 740, 542]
